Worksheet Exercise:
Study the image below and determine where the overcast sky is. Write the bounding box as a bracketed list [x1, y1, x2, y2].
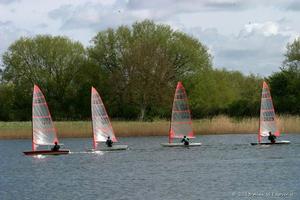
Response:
[0, 0, 299, 76]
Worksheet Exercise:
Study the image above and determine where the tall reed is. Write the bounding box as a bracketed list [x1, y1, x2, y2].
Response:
[0, 115, 299, 139]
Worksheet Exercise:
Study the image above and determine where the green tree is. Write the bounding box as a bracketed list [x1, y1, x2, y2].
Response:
[88, 20, 212, 120]
[283, 37, 300, 70]
[189, 68, 261, 117]
[227, 74, 261, 117]
[1, 35, 86, 120]
[0, 83, 14, 120]
[268, 37, 300, 114]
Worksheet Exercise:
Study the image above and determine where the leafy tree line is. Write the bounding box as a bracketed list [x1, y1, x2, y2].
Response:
[268, 38, 300, 115]
[0, 20, 298, 121]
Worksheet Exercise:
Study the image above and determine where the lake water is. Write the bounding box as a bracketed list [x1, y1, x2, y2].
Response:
[0, 134, 299, 200]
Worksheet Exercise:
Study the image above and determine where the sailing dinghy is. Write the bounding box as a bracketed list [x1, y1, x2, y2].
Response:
[89, 87, 128, 151]
[23, 85, 70, 155]
[251, 81, 290, 145]
[161, 82, 201, 147]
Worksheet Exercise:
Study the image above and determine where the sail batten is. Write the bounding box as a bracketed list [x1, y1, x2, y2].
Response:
[32, 85, 58, 151]
[258, 81, 280, 143]
[169, 82, 195, 142]
[91, 87, 117, 149]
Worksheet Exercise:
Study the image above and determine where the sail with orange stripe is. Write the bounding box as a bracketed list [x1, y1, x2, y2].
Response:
[91, 87, 117, 149]
[258, 81, 280, 143]
[32, 85, 58, 150]
[169, 82, 195, 143]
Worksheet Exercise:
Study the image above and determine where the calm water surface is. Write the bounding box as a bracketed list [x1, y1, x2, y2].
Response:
[0, 134, 300, 200]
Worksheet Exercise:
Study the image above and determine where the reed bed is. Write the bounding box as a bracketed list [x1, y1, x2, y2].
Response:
[0, 115, 299, 139]
[193, 116, 259, 135]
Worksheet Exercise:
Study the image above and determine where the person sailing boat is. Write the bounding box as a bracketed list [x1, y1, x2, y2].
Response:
[268, 132, 276, 144]
[181, 136, 190, 146]
[51, 141, 60, 151]
[106, 136, 113, 147]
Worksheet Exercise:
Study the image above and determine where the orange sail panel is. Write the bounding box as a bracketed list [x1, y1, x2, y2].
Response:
[91, 87, 117, 149]
[259, 81, 280, 143]
[32, 85, 58, 151]
[169, 82, 194, 142]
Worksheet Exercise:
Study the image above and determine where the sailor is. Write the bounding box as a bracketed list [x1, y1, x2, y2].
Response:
[106, 136, 113, 147]
[268, 132, 276, 144]
[181, 135, 190, 146]
[51, 141, 60, 151]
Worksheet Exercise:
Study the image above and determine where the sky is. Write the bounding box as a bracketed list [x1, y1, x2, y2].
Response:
[0, 0, 299, 76]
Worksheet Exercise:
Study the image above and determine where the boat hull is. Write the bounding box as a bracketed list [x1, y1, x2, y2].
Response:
[23, 149, 70, 155]
[161, 143, 202, 147]
[251, 140, 290, 145]
[100, 145, 128, 151]
[88, 145, 128, 152]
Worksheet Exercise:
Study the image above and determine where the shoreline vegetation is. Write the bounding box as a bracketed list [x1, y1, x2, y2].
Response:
[0, 115, 299, 139]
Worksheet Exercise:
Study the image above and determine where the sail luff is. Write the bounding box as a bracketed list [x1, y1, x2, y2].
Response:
[91, 87, 97, 149]
[168, 83, 177, 144]
[31, 91, 35, 150]
[31, 116, 35, 151]
[258, 82, 263, 143]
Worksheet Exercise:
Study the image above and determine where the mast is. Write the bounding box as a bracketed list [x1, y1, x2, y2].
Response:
[258, 81, 263, 144]
[91, 87, 97, 149]
[168, 83, 177, 144]
[32, 86, 35, 151]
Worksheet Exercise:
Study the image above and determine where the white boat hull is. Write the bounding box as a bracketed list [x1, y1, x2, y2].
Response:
[161, 143, 202, 147]
[251, 140, 290, 145]
[87, 145, 128, 151]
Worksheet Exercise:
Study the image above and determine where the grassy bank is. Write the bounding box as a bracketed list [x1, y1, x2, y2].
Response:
[0, 115, 300, 139]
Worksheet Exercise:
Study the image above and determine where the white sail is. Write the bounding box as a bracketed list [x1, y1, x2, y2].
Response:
[32, 85, 58, 150]
[91, 87, 117, 149]
[259, 81, 280, 142]
[169, 82, 195, 143]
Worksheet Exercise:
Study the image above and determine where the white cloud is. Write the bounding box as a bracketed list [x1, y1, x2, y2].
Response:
[0, 0, 300, 76]
[0, 0, 19, 4]
[48, 1, 134, 31]
[188, 21, 297, 75]
[285, 1, 300, 11]
[0, 23, 31, 70]
[127, 0, 249, 12]
[243, 21, 279, 36]
[0, 21, 31, 62]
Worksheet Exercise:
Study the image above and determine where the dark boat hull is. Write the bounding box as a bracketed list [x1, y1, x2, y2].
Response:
[251, 140, 290, 145]
[23, 149, 70, 155]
